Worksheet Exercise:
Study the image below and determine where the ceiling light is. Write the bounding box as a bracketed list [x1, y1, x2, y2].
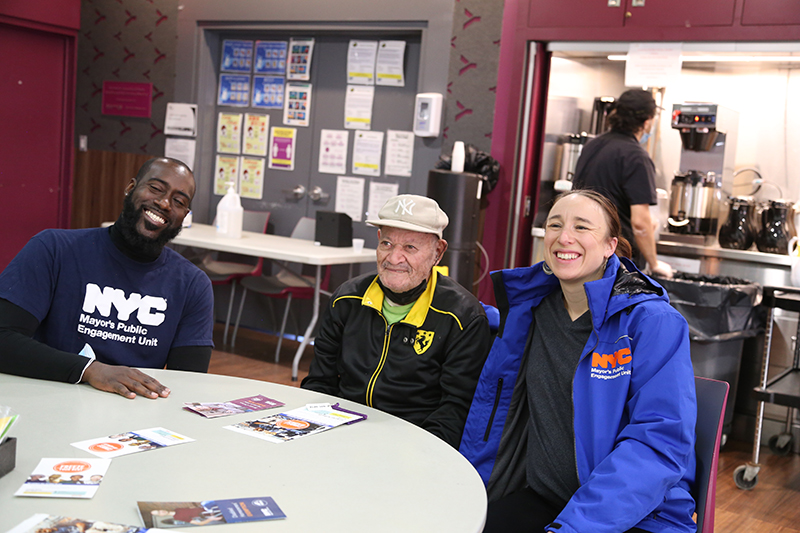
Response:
[608, 54, 800, 62]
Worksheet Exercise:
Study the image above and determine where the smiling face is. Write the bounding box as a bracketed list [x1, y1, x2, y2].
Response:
[126, 159, 194, 239]
[376, 226, 446, 293]
[116, 159, 194, 256]
[544, 193, 618, 287]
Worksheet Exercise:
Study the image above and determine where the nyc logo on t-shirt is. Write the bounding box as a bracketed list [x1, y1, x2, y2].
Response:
[76, 283, 167, 347]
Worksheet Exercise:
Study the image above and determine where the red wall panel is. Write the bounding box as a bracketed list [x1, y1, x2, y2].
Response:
[0, 23, 74, 270]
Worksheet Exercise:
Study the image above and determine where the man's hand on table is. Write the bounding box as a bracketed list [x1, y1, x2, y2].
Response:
[82, 361, 171, 399]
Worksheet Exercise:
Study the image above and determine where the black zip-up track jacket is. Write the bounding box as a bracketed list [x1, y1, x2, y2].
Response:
[301, 270, 491, 448]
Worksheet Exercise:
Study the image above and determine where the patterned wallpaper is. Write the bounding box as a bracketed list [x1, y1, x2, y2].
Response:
[75, 0, 503, 157]
[75, 0, 177, 154]
[442, 0, 504, 156]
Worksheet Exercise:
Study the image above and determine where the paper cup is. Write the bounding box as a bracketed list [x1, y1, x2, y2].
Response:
[352, 238, 365, 253]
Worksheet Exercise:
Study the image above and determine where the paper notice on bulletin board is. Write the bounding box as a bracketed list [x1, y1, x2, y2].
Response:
[368, 181, 399, 220]
[376, 41, 406, 87]
[254, 41, 287, 76]
[217, 113, 242, 154]
[283, 83, 312, 127]
[221, 40, 254, 73]
[347, 40, 378, 85]
[252, 76, 285, 109]
[164, 138, 196, 171]
[269, 127, 297, 171]
[218, 74, 251, 107]
[624, 43, 682, 88]
[214, 155, 240, 196]
[384, 130, 414, 177]
[164, 103, 197, 137]
[243, 113, 269, 157]
[335, 176, 365, 222]
[319, 129, 349, 175]
[239, 156, 265, 200]
[352, 130, 384, 177]
[288, 38, 314, 81]
[344, 85, 375, 130]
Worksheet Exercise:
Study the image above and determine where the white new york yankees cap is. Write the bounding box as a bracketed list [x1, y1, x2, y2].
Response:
[366, 194, 449, 238]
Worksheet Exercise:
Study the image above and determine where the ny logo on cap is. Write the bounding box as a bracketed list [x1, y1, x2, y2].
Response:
[395, 198, 415, 216]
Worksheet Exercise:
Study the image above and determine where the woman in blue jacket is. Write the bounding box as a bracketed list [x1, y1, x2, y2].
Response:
[460, 190, 697, 533]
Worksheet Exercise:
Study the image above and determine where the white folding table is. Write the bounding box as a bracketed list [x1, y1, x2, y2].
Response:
[171, 223, 376, 380]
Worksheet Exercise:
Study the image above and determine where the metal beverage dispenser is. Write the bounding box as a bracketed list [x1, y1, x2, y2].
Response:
[667, 103, 739, 238]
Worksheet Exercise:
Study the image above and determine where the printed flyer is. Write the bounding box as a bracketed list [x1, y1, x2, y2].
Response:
[243, 113, 269, 156]
[238, 157, 266, 200]
[8, 515, 150, 533]
[218, 74, 250, 107]
[283, 83, 312, 127]
[216, 112, 242, 154]
[268, 127, 296, 171]
[138, 497, 286, 528]
[221, 39, 253, 73]
[71, 428, 194, 459]
[184, 394, 284, 419]
[318, 129, 349, 175]
[254, 40, 287, 75]
[214, 155, 240, 195]
[287, 37, 314, 80]
[224, 403, 364, 444]
[15, 458, 111, 499]
[252, 75, 284, 109]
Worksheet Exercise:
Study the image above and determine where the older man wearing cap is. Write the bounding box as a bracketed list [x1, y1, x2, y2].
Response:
[301, 194, 491, 448]
[573, 88, 672, 278]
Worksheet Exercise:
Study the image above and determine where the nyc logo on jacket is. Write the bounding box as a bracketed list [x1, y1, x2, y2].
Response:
[590, 338, 632, 381]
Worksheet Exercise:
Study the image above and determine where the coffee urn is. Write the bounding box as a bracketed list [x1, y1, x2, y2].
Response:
[668, 103, 739, 238]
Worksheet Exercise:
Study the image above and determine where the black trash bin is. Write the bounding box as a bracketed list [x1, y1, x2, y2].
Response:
[654, 273, 762, 439]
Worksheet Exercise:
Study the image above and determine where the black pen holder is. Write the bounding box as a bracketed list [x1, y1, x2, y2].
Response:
[0, 437, 16, 479]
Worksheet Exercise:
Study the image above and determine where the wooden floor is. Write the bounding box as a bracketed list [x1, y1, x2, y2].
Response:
[208, 324, 800, 533]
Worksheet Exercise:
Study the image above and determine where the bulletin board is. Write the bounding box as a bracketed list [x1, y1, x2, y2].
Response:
[204, 29, 425, 239]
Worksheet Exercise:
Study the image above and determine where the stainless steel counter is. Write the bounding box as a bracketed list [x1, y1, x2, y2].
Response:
[656, 239, 792, 287]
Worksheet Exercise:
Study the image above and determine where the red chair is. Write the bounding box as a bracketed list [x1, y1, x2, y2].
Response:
[197, 210, 270, 345]
[230, 217, 330, 362]
[693, 376, 729, 533]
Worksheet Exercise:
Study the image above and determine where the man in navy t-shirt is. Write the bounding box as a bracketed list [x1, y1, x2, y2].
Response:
[0, 157, 214, 399]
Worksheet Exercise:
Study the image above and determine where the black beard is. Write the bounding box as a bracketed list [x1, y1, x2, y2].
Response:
[115, 194, 183, 258]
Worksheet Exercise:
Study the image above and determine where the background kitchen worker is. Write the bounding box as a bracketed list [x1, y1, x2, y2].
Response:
[572, 88, 673, 278]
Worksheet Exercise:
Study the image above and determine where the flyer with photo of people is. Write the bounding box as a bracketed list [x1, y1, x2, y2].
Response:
[15, 458, 111, 499]
[71, 428, 194, 459]
[137, 497, 286, 528]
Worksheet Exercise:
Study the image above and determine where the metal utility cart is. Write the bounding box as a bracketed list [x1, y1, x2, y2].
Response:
[734, 286, 800, 490]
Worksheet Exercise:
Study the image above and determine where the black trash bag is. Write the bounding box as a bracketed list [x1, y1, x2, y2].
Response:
[653, 273, 762, 342]
[436, 143, 500, 194]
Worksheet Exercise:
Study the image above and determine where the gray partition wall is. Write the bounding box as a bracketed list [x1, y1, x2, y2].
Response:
[173, 1, 455, 339]
[174, 1, 455, 241]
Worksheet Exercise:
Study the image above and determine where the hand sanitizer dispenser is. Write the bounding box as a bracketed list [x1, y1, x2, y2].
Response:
[413, 93, 443, 137]
[215, 181, 243, 239]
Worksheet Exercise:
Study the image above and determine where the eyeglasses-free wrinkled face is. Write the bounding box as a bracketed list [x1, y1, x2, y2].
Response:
[376, 226, 446, 294]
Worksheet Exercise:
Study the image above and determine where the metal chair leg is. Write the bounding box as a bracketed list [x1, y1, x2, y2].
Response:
[275, 292, 293, 363]
[223, 280, 237, 345]
[231, 287, 248, 348]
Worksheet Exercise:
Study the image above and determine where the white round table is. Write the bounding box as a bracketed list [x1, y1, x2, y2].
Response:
[0, 370, 486, 532]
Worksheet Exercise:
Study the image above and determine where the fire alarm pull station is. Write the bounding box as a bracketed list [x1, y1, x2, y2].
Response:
[413, 93, 443, 137]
